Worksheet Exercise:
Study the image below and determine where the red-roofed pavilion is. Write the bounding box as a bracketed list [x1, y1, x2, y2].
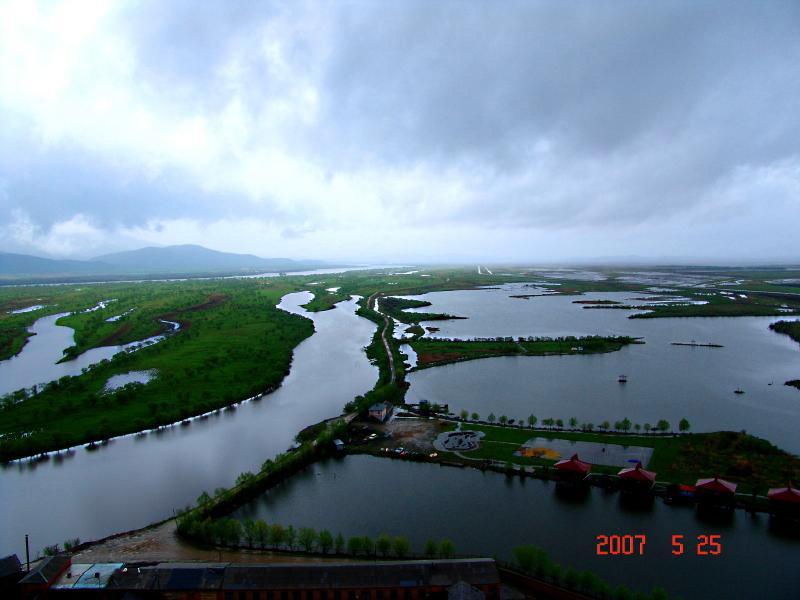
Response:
[768, 484, 800, 518]
[618, 462, 656, 492]
[696, 477, 737, 494]
[555, 453, 591, 473]
[695, 476, 737, 508]
[553, 454, 591, 484]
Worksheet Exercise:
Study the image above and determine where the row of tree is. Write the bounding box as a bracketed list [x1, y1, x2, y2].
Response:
[512, 544, 670, 600]
[457, 410, 691, 434]
[177, 514, 455, 559]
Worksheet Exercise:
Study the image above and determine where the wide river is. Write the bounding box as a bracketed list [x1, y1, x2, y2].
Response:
[401, 285, 800, 453]
[0, 293, 377, 558]
[234, 454, 800, 600]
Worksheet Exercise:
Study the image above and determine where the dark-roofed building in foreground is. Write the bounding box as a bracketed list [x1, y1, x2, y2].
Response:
[21, 558, 501, 600]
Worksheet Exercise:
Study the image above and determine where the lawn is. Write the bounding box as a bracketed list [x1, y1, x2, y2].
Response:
[440, 423, 800, 492]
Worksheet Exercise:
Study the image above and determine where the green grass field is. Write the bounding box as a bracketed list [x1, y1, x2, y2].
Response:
[0, 279, 315, 460]
[440, 423, 800, 491]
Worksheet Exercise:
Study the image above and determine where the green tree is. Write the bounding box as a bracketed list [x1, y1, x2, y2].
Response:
[318, 530, 334, 554]
[564, 568, 579, 590]
[285, 525, 297, 550]
[621, 418, 632, 433]
[679, 418, 691, 433]
[235, 471, 255, 486]
[657, 419, 670, 433]
[424, 539, 438, 558]
[393, 536, 411, 558]
[269, 523, 286, 548]
[470, 412, 479, 421]
[488, 413, 496, 423]
[223, 519, 242, 546]
[527, 414, 537, 427]
[255, 520, 270, 547]
[347, 536, 363, 555]
[634, 423, 641, 432]
[377, 533, 392, 557]
[579, 571, 601, 595]
[498, 414, 508, 425]
[555, 418, 564, 429]
[459, 409, 468, 420]
[334, 532, 345, 554]
[569, 417, 578, 429]
[549, 563, 563, 585]
[613, 585, 634, 600]
[440, 539, 455, 558]
[643, 423, 652, 433]
[196, 491, 211, 506]
[650, 588, 669, 600]
[242, 518, 257, 547]
[361, 536, 375, 556]
[600, 420, 610, 431]
[298, 527, 317, 552]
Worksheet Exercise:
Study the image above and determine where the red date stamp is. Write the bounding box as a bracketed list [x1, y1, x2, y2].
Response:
[596, 534, 722, 556]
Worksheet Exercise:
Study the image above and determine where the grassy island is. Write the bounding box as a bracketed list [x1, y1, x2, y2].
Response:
[409, 335, 641, 369]
[0, 280, 314, 461]
[379, 297, 465, 324]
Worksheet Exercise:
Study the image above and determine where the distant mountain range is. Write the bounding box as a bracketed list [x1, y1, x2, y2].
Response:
[0, 245, 330, 281]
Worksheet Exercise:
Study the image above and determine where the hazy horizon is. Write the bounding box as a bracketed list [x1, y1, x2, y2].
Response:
[2, 1, 799, 264]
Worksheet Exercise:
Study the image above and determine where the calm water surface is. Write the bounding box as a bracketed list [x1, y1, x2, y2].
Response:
[403, 286, 800, 453]
[234, 454, 800, 600]
[0, 293, 377, 558]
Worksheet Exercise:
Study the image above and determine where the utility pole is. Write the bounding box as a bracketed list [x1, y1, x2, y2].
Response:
[25, 534, 30, 572]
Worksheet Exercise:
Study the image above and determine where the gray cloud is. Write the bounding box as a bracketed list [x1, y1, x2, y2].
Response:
[0, 0, 798, 261]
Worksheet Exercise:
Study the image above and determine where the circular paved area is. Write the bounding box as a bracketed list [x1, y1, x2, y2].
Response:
[433, 429, 485, 452]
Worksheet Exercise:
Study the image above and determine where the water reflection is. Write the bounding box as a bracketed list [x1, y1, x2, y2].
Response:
[234, 454, 800, 600]
[0, 293, 378, 559]
[404, 287, 800, 452]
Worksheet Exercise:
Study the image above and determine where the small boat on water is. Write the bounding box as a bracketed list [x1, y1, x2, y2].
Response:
[618, 374, 628, 384]
[734, 388, 745, 394]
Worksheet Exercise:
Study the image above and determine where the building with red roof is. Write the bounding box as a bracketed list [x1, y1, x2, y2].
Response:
[695, 476, 737, 508]
[553, 454, 591, 485]
[617, 462, 656, 492]
[768, 484, 800, 518]
[554, 454, 591, 473]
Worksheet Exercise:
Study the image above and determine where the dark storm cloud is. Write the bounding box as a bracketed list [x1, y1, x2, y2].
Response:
[316, 1, 800, 223]
[1, 0, 798, 259]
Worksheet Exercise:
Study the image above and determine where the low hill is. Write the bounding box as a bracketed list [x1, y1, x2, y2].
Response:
[93, 244, 321, 273]
[0, 252, 109, 275]
[0, 245, 329, 281]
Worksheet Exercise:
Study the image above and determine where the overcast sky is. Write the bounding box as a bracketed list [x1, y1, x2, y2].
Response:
[1, 1, 799, 264]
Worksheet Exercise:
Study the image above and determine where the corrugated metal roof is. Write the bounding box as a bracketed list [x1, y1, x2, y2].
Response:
[107, 559, 499, 592]
[222, 559, 498, 590]
[19, 554, 70, 585]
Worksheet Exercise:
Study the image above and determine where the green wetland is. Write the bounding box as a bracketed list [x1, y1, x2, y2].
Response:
[1, 265, 800, 598]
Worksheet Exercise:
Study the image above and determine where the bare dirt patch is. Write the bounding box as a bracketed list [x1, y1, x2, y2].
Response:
[378, 418, 446, 453]
[73, 520, 355, 564]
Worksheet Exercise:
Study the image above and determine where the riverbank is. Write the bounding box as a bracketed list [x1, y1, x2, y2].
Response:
[0, 284, 315, 462]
